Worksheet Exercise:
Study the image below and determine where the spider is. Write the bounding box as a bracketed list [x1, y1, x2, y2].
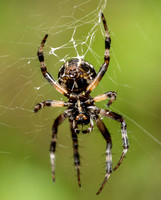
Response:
[34, 13, 129, 195]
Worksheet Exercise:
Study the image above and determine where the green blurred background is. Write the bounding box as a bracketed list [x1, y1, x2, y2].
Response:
[0, 0, 161, 199]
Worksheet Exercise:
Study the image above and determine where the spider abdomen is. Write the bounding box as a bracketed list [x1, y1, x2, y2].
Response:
[58, 58, 96, 93]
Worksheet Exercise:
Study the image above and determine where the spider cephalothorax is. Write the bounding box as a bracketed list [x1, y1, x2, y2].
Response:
[34, 13, 129, 195]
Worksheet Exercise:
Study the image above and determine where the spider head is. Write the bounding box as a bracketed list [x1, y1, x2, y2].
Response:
[74, 99, 90, 125]
[75, 113, 90, 125]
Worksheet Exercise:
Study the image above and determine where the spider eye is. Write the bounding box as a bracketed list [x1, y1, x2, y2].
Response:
[76, 114, 90, 125]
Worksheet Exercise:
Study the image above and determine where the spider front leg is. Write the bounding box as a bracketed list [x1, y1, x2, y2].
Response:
[49, 111, 68, 182]
[99, 109, 129, 171]
[85, 13, 111, 94]
[37, 35, 69, 97]
[95, 116, 112, 195]
[69, 120, 81, 187]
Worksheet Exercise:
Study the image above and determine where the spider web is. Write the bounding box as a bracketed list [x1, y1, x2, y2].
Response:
[0, 0, 161, 199]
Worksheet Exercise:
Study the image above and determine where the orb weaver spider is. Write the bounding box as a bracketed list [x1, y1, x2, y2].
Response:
[34, 13, 129, 195]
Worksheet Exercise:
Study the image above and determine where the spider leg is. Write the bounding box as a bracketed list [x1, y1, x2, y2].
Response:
[94, 116, 112, 195]
[37, 35, 69, 98]
[73, 120, 80, 134]
[82, 118, 94, 133]
[69, 120, 81, 187]
[86, 91, 116, 108]
[34, 100, 72, 113]
[85, 13, 111, 94]
[49, 111, 68, 182]
[99, 109, 129, 171]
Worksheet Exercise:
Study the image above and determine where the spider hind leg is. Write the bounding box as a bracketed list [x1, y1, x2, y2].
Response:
[37, 34, 69, 97]
[85, 12, 111, 94]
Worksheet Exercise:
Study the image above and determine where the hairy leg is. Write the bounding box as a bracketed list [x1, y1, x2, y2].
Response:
[34, 100, 72, 112]
[95, 116, 112, 195]
[99, 109, 129, 171]
[85, 13, 111, 94]
[69, 120, 81, 187]
[37, 35, 69, 97]
[86, 91, 116, 107]
[49, 111, 68, 181]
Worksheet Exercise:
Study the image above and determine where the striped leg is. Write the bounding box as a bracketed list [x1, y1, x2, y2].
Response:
[72, 120, 80, 134]
[95, 116, 112, 195]
[50, 112, 67, 182]
[37, 35, 69, 97]
[99, 109, 129, 171]
[34, 100, 72, 113]
[92, 91, 116, 107]
[69, 120, 81, 187]
[85, 13, 111, 94]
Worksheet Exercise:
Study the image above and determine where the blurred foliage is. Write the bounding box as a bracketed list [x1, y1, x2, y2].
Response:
[0, 0, 161, 200]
